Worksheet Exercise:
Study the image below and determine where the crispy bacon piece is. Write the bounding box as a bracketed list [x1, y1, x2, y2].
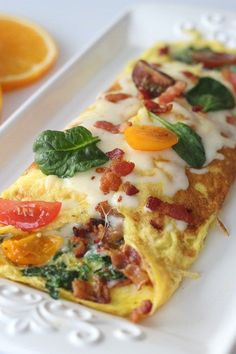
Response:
[95, 201, 112, 217]
[146, 196, 197, 225]
[132, 60, 175, 99]
[95, 167, 106, 173]
[122, 181, 139, 196]
[158, 46, 169, 56]
[106, 148, 125, 160]
[74, 240, 87, 258]
[72, 279, 93, 300]
[150, 218, 163, 231]
[92, 276, 111, 303]
[123, 244, 141, 265]
[130, 300, 153, 323]
[100, 170, 122, 193]
[72, 277, 110, 304]
[110, 249, 128, 269]
[192, 105, 203, 112]
[144, 99, 173, 114]
[94, 120, 120, 134]
[192, 50, 236, 69]
[181, 70, 198, 82]
[158, 81, 187, 105]
[72, 227, 87, 238]
[123, 264, 149, 288]
[222, 67, 236, 92]
[226, 115, 236, 126]
[111, 160, 135, 177]
[105, 92, 131, 103]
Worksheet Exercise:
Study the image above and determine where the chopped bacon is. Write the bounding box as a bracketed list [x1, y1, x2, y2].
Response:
[181, 70, 198, 82]
[158, 81, 187, 105]
[192, 50, 236, 69]
[95, 167, 106, 173]
[111, 160, 135, 177]
[110, 249, 128, 269]
[92, 276, 111, 303]
[222, 68, 236, 92]
[150, 218, 163, 231]
[123, 264, 149, 289]
[94, 120, 120, 134]
[105, 92, 131, 103]
[146, 196, 197, 225]
[130, 300, 153, 323]
[123, 245, 141, 265]
[72, 279, 93, 300]
[122, 181, 139, 196]
[95, 201, 112, 217]
[106, 148, 125, 160]
[132, 60, 175, 99]
[144, 99, 173, 114]
[72, 277, 110, 304]
[192, 105, 203, 112]
[158, 46, 169, 56]
[100, 170, 122, 193]
[226, 115, 236, 126]
[72, 226, 87, 238]
[74, 240, 87, 258]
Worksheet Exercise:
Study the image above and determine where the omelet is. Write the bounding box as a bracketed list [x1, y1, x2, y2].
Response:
[0, 33, 236, 322]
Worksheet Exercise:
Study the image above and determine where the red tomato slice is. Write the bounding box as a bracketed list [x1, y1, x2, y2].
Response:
[0, 198, 61, 231]
[192, 51, 236, 69]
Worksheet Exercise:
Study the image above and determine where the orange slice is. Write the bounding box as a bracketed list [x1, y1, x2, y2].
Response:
[2, 234, 63, 266]
[0, 15, 58, 91]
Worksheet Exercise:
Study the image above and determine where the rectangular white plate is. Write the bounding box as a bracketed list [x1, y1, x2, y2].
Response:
[1, 3, 236, 354]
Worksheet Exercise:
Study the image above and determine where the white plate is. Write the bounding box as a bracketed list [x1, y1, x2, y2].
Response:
[1, 3, 236, 354]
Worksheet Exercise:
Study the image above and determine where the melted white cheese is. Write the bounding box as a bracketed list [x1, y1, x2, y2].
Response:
[61, 59, 236, 217]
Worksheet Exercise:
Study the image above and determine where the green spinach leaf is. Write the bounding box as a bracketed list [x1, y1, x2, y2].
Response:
[150, 112, 206, 168]
[23, 262, 90, 299]
[185, 77, 235, 112]
[33, 126, 109, 178]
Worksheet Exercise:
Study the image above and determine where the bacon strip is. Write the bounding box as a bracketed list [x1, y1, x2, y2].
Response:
[72, 277, 110, 304]
[226, 115, 236, 126]
[106, 148, 125, 160]
[111, 160, 135, 177]
[144, 99, 173, 114]
[146, 196, 197, 225]
[105, 92, 131, 103]
[130, 300, 153, 322]
[158, 81, 187, 105]
[94, 121, 120, 134]
[100, 170, 122, 193]
[122, 182, 139, 196]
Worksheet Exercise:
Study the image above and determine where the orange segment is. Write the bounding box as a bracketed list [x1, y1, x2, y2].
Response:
[124, 125, 178, 151]
[2, 234, 63, 266]
[0, 15, 58, 91]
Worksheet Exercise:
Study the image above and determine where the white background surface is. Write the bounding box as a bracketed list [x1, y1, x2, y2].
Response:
[0, 1, 236, 354]
[0, 0, 236, 122]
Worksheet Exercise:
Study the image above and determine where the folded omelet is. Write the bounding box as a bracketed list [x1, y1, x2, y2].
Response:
[0, 34, 236, 321]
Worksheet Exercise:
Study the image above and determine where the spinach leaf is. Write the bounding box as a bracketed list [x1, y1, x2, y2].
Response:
[95, 266, 125, 280]
[150, 112, 206, 168]
[33, 126, 109, 178]
[84, 251, 124, 280]
[23, 262, 90, 299]
[185, 77, 235, 112]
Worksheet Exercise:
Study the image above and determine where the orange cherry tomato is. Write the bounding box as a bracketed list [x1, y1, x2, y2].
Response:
[124, 125, 178, 151]
[2, 234, 63, 266]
